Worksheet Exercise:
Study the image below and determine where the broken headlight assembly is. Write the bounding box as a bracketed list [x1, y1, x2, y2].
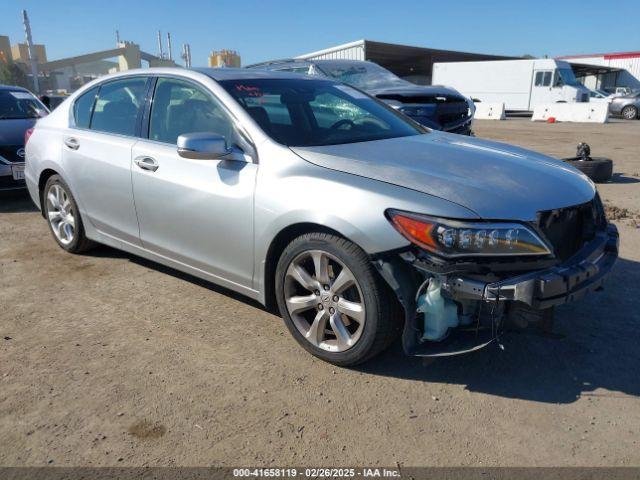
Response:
[387, 209, 551, 258]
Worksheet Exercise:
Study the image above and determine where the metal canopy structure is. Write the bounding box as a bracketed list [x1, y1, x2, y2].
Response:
[296, 39, 516, 84]
[363, 40, 515, 80]
[569, 62, 622, 78]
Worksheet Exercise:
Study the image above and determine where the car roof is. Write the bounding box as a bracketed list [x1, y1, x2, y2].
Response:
[307, 59, 373, 65]
[245, 58, 374, 69]
[191, 67, 324, 81]
[245, 59, 311, 69]
[0, 84, 31, 93]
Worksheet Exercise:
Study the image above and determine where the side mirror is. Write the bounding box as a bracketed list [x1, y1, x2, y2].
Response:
[177, 132, 231, 160]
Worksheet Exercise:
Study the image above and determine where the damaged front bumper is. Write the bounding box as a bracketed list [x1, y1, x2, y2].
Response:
[374, 223, 619, 357]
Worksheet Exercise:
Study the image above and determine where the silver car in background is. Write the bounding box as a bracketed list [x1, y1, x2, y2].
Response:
[25, 68, 618, 365]
[608, 91, 640, 120]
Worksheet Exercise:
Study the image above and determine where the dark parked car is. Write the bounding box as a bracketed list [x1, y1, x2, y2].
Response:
[0, 85, 48, 191]
[246, 59, 474, 135]
[39, 94, 68, 111]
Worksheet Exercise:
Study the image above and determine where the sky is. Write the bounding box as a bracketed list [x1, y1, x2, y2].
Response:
[3, 0, 639, 67]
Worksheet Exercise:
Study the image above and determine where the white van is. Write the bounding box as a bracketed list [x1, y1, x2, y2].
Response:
[432, 59, 592, 112]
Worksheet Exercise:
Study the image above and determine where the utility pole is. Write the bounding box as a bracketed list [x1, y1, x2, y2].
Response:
[181, 44, 191, 68]
[166, 32, 173, 61]
[157, 30, 164, 59]
[115, 30, 120, 47]
[22, 10, 40, 94]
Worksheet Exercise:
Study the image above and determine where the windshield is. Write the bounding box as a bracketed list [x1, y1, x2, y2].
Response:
[0, 90, 47, 119]
[314, 61, 408, 90]
[555, 68, 580, 87]
[221, 78, 424, 147]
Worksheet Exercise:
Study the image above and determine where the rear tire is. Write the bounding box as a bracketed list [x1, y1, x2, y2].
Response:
[275, 232, 400, 366]
[43, 175, 96, 253]
[621, 105, 638, 120]
[567, 157, 613, 183]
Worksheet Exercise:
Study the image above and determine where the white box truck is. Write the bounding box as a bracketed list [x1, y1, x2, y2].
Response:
[432, 59, 592, 112]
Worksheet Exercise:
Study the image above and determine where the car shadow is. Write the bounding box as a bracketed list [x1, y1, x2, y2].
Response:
[609, 173, 640, 184]
[73, 233, 640, 405]
[87, 244, 269, 311]
[358, 257, 640, 404]
[0, 191, 39, 213]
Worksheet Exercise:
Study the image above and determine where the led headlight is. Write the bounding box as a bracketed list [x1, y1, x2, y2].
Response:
[387, 210, 551, 257]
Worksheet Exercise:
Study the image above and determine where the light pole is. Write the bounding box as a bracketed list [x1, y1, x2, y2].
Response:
[22, 9, 40, 94]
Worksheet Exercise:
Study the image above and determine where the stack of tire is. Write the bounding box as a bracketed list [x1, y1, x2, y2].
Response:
[563, 143, 613, 183]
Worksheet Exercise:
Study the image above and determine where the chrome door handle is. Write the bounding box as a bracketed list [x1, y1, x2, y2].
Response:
[134, 156, 159, 172]
[64, 137, 80, 150]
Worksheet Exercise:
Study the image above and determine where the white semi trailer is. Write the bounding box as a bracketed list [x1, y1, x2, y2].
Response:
[432, 59, 592, 112]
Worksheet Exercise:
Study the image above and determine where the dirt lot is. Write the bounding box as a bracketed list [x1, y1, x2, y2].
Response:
[1, 118, 639, 467]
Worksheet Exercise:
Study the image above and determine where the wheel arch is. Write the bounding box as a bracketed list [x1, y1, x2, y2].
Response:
[262, 222, 352, 312]
[38, 168, 60, 216]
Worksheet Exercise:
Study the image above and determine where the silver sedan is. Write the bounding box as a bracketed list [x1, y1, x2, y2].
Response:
[609, 91, 640, 120]
[25, 68, 618, 365]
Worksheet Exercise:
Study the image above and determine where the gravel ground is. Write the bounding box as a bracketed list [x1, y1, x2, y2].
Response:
[1, 118, 639, 467]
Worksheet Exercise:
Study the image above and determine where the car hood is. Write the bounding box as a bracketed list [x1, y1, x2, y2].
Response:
[369, 83, 465, 100]
[290, 132, 595, 221]
[0, 118, 36, 145]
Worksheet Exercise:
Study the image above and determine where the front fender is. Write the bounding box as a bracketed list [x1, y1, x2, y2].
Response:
[252, 150, 479, 296]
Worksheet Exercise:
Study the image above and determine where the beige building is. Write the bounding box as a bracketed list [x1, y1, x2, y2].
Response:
[208, 49, 241, 68]
[11, 42, 48, 64]
[0, 35, 11, 63]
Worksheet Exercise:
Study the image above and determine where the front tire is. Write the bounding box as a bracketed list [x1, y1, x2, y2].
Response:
[43, 175, 95, 253]
[275, 232, 400, 366]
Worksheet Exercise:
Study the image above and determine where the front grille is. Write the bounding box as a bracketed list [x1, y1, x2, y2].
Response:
[376, 94, 470, 127]
[436, 101, 469, 126]
[537, 196, 606, 262]
[0, 146, 24, 163]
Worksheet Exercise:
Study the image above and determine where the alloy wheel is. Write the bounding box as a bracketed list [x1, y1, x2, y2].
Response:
[622, 106, 637, 120]
[284, 249, 366, 352]
[46, 184, 76, 245]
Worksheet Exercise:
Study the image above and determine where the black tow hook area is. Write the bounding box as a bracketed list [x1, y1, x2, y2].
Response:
[373, 256, 421, 355]
[373, 256, 501, 357]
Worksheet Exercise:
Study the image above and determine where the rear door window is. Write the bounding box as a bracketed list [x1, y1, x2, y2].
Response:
[73, 86, 98, 128]
[90, 77, 148, 136]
